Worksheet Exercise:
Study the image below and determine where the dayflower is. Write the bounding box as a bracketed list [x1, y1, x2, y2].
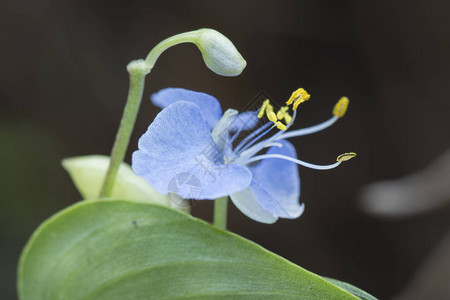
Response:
[132, 88, 355, 223]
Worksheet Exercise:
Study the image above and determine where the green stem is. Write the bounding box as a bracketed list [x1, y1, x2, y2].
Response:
[145, 31, 197, 68]
[213, 197, 229, 230]
[99, 68, 146, 198]
[99, 31, 200, 198]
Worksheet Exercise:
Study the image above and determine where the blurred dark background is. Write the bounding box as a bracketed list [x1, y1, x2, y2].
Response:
[1, 0, 450, 299]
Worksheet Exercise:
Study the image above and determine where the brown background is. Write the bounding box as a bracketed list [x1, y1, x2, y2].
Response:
[1, 1, 450, 299]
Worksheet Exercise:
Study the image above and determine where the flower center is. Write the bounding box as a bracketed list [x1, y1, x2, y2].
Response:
[219, 88, 356, 170]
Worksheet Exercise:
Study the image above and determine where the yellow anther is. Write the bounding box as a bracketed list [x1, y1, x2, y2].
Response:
[284, 112, 292, 124]
[257, 108, 265, 119]
[276, 106, 289, 120]
[293, 98, 307, 110]
[286, 88, 311, 105]
[257, 99, 270, 119]
[267, 111, 277, 122]
[336, 152, 357, 162]
[333, 97, 349, 118]
[276, 110, 284, 120]
[287, 88, 310, 110]
[257, 99, 289, 129]
[275, 121, 287, 131]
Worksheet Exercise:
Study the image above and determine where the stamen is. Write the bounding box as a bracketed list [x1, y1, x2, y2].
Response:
[276, 106, 289, 120]
[276, 97, 350, 140]
[229, 127, 242, 144]
[286, 109, 297, 129]
[274, 121, 286, 130]
[236, 110, 298, 164]
[267, 111, 277, 122]
[257, 99, 270, 119]
[233, 122, 272, 153]
[286, 88, 310, 106]
[236, 125, 275, 155]
[244, 154, 342, 170]
[333, 97, 349, 118]
[336, 152, 357, 162]
[293, 97, 307, 110]
[265, 103, 275, 118]
[235, 98, 286, 156]
[276, 115, 338, 140]
[284, 112, 292, 124]
[265, 142, 283, 148]
[264, 103, 288, 131]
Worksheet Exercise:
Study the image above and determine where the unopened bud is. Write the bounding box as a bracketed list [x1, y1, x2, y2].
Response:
[194, 29, 247, 76]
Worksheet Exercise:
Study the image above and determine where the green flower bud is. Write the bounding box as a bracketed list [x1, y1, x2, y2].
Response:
[193, 29, 247, 76]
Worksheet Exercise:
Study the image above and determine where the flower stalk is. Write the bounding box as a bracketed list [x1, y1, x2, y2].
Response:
[214, 196, 229, 230]
[99, 66, 146, 198]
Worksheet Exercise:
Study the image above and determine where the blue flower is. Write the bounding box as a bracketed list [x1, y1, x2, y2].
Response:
[132, 88, 354, 223]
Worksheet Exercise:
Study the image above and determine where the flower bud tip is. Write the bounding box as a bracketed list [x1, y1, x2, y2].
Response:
[194, 28, 246, 77]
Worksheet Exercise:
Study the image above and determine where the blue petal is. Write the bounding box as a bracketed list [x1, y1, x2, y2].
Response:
[229, 111, 259, 132]
[151, 88, 222, 129]
[230, 181, 278, 224]
[132, 101, 252, 200]
[249, 139, 304, 218]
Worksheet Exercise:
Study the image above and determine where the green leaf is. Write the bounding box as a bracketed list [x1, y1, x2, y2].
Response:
[62, 155, 188, 211]
[323, 278, 378, 300]
[18, 200, 360, 300]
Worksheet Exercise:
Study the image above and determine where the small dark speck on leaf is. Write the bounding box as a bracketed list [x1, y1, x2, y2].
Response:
[132, 220, 138, 228]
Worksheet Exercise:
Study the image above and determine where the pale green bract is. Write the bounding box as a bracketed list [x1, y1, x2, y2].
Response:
[62, 155, 185, 210]
[18, 200, 362, 300]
